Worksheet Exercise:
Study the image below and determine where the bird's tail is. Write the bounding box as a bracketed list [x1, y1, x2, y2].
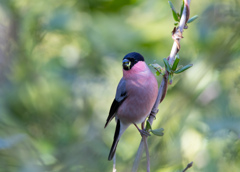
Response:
[108, 119, 128, 161]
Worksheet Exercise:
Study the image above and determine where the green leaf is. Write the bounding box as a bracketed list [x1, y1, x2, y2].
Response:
[151, 128, 164, 136]
[168, 1, 179, 22]
[174, 64, 193, 74]
[149, 63, 163, 73]
[178, 65, 183, 69]
[149, 63, 163, 75]
[146, 120, 152, 131]
[187, 15, 198, 23]
[177, 13, 181, 19]
[180, 0, 184, 17]
[168, 1, 175, 10]
[168, 73, 173, 85]
[163, 58, 171, 73]
[172, 54, 180, 71]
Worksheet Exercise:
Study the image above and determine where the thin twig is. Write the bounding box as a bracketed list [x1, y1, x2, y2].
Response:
[132, 67, 168, 172]
[132, 139, 145, 172]
[182, 161, 193, 172]
[169, 0, 191, 65]
[113, 154, 116, 172]
[143, 136, 150, 172]
[132, 0, 191, 171]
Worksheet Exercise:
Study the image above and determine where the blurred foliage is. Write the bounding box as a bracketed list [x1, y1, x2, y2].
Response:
[0, 0, 240, 171]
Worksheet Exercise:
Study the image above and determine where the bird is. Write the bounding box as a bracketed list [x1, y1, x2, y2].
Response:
[104, 52, 158, 161]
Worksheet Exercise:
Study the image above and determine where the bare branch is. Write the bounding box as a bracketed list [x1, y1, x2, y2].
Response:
[132, 139, 144, 172]
[169, 0, 191, 65]
[182, 161, 193, 172]
[143, 136, 150, 172]
[113, 155, 116, 172]
[132, 0, 192, 171]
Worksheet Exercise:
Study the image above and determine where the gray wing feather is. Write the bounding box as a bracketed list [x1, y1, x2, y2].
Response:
[115, 78, 127, 102]
[104, 78, 127, 128]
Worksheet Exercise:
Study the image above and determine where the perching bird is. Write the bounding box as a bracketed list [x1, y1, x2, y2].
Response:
[104, 52, 158, 161]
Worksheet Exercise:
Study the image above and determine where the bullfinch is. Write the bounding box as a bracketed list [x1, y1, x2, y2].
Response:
[104, 52, 158, 161]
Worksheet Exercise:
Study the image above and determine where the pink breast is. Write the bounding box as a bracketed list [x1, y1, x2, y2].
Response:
[118, 64, 158, 125]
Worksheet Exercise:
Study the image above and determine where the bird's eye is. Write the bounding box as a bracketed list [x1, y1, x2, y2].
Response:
[125, 61, 131, 69]
[122, 59, 131, 70]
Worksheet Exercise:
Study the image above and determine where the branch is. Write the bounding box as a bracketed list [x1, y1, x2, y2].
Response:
[182, 161, 193, 172]
[143, 136, 150, 172]
[132, 139, 144, 172]
[169, 0, 190, 65]
[113, 155, 116, 172]
[132, 1, 191, 171]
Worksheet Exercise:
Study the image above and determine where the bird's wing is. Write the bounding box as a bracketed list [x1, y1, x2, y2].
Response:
[104, 78, 127, 128]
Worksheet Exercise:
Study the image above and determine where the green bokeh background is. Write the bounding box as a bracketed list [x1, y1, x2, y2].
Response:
[0, 0, 239, 171]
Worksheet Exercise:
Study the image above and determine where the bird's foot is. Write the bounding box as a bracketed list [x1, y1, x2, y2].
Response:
[150, 109, 159, 119]
[139, 129, 151, 137]
[134, 123, 151, 137]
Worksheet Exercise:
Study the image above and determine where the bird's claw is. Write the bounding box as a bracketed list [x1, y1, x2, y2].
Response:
[139, 129, 151, 137]
[134, 123, 151, 137]
[150, 109, 159, 119]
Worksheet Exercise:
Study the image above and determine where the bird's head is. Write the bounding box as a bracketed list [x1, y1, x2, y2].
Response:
[122, 52, 145, 71]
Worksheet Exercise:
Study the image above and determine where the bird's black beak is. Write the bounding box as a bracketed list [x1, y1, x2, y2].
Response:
[122, 59, 131, 70]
